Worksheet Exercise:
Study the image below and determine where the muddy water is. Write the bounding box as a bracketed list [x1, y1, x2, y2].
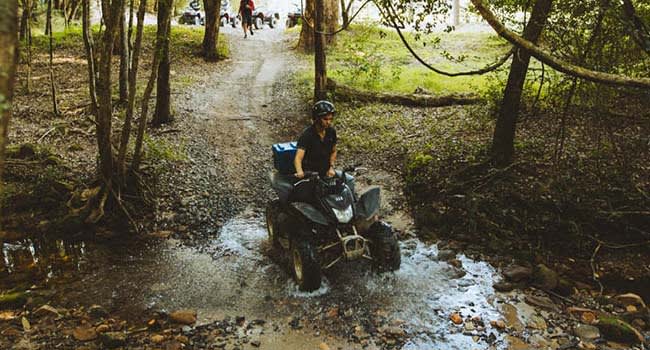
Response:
[2, 213, 508, 349]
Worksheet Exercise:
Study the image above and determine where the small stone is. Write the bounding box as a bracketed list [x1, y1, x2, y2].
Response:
[493, 281, 515, 292]
[151, 334, 165, 343]
[578, 341, 597, 350]
[175, 335, 189, 344]
[625, 305, 638, 313]
[170, 310, 197, 325]
[95, 324, 110, 333]
[450, 313, 463, 325]
[532, 264, 558, 290]
[88, 304, 108, 319]
[437, 249, 456, 261]
[251, 340, 261, 347]
[381, 326, 406, 337]
[574, 324, 600, 341]
[99, 332, 126, 349]
[490, 320, 506, 330]
[503, 265, 533, 282]
[73, 327, 98, 341]
[326, 307, 339, 318]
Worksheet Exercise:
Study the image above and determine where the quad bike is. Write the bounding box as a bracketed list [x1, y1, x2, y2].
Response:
[266, 166, 401, 291]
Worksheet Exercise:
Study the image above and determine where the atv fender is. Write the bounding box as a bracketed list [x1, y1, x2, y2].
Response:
[291, 202, 329, 226]
[355, 186, 381, 221]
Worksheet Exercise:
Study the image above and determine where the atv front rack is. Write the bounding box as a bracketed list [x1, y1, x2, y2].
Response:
[319, 226, 372, 269]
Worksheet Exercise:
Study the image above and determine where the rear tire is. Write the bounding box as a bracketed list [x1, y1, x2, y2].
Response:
[290, 236, 321, 291]
[254, 16, 262, 29]
[269, 17, 277, 28]
[265, 200, 281, 249]
[369, 222, 401, 272]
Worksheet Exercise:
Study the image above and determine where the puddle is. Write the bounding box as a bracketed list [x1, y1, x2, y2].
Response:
[2, 216, 511, 349]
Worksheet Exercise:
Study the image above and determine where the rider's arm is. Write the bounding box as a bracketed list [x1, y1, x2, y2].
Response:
[294, 148, 306, 178]
[327, 145, 337, 177]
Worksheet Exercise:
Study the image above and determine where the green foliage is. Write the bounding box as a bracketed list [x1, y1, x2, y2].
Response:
[327, 24, 510, 94]
[143, 135, 187, 163]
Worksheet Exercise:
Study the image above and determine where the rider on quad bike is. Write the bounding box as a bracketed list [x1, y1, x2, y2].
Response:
[266, 101, 401, 292]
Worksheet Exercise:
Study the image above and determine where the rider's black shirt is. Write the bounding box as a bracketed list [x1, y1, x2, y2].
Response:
[297, 125, 337, 176]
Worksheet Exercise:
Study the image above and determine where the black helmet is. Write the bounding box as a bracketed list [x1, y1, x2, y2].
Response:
[312, 100, 336, 119]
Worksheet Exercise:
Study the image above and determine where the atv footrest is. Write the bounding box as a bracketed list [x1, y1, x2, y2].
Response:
[341, 234, 367, 260]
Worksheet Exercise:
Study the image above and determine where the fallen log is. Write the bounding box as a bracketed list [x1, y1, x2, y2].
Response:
[326, 79, 481, 107]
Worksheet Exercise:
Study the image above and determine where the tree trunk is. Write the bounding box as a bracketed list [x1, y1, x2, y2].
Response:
[202, 0, 221, 61]
[45, 0, 51, 35]
[0, 0, 19, 192]
[490, 0, 552, 166]
[82, 0, 98, 114]
[152, 0, 172, 126]
[452, 0, 460, 26]
[96, 0, 125, 186]
[339, 0, 349, 29]
[314, 0, 327, 100]
[118, 7, 129, 105]
[323, 0, 338, 44]
[47, 0, 60, 116]
[19, 0, 28, 40]
[299, 0, 315, 52]
[470, 0, 650, 88]
[117, 0, 146, 178]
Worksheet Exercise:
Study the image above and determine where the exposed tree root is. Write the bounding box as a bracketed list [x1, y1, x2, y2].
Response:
[326, 79, 481, 107]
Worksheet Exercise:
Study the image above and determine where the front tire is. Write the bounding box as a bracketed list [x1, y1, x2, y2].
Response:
[369, 222, 401, 272]
[290, 237, 321, 291]
[265, 200, 280, 249]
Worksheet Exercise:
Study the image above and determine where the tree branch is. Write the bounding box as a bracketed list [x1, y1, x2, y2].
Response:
[378, 0, 513, 77]
[470, 0, 650, 89]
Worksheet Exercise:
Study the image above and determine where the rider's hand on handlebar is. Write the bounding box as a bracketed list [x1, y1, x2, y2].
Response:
[326, 167, 335, 178]
[295, 170, 305, 179]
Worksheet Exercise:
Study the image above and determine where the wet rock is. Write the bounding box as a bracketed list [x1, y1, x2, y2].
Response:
[88, 304, 108, 319]
[175, 334, 189, 344]
[596, 316, 644, 344]
[615, 293, 646, 308]
[437, 249, 456, 261]
[503, 265, 532, 282]
[527, 314, 547, 330]
[151, 334, 166, 343]
[326, 307, 339, 318]
[490, 320, 506, 330]
[170, 310, 197, 325]
[501, 304, 525, 332]
[532, 264, 558, 290]
[449, 258, 463, 268]
[493, 281, 515, 292]
[73, 326, 98, 341]
[578, 341, 597, 350]
[99, 332, 126, 349]
[525, 294, 558, 312]
[95, 324, 110, 333]
[450, 313, 463, 325]
[251, 339, 261, 347]
[574, 324, 600, 341]
[380, 326, 406, 338]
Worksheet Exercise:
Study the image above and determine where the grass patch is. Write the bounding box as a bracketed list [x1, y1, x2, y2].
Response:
[327, 24, 511, 94]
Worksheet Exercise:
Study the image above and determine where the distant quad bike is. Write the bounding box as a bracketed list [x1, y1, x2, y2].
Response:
[252, 7, 280, 29]
[179, 0, 204, 25]
[266, 142, 401, 291]
[286, 6, 302, 28]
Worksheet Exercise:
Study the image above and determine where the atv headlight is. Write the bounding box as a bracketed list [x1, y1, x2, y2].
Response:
[332, 205, 353, 223]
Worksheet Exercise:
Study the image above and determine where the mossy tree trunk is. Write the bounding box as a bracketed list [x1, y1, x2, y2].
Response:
[152, 0, 172, 127]
[202, 0, 221, 61]
[0, 0, 19, 199]
[490, 0, 552, 166]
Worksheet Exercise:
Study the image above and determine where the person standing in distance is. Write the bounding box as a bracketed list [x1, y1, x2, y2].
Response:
[239, 0, 255, 38]
[294, 101, 337, 179]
